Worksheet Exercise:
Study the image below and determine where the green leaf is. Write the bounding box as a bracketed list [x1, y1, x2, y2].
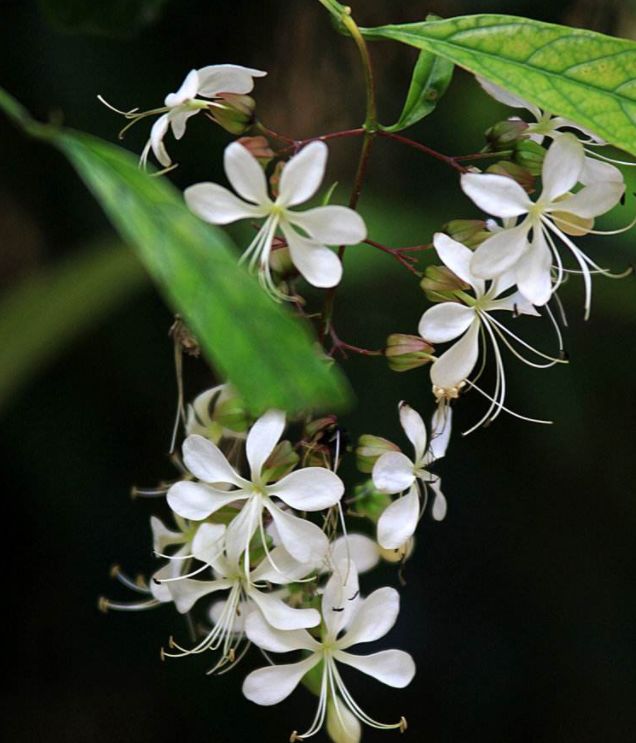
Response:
[381, 34, 454, 132]
[0, 88, 351, 415]
[39, 0, 169, 38]
[0, 240, 147, 414]
[361, 14, 636, 155]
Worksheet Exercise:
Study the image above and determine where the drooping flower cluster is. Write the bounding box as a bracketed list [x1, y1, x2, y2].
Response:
[100, 48, 633, 743]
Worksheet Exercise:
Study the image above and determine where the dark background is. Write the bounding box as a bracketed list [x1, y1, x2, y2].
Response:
[1, 1, 636, 741]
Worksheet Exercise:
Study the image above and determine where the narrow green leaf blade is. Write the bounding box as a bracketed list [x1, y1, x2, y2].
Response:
[382, 42, 454, 131]
[0, 88, 350, 414]
[362, 14, 636, 155]
[54, 130, 350, 414]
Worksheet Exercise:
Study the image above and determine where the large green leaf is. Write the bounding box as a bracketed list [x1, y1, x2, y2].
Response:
[0, 88, 350, 415]
[381, 47, 454, 133]
[361, 15, 636, 155]
[0, 240, 147, 414]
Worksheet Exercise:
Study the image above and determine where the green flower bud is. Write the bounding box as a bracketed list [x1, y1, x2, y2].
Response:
[513, 139, 545, 176]
[485, 119, 528, 151]
[350, 479, 392, 522]
[214, 394, 250, 433]
[420, 264, 470, 303]
[487, 161, 535, 194]
[385, 333, 434, 373]
[210, 93, 256, 135]
[355, 435, 399, 474]
[443, 219, 491, 248]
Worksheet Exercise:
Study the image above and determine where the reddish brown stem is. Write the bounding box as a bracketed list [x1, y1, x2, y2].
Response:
[328, 327, 383, 359]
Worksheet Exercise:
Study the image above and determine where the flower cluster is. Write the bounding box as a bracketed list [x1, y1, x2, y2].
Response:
[100, 52, 632, 742]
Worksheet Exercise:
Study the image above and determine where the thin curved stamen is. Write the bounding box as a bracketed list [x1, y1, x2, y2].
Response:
[154, 561, 210, 582]
[583, 146, 636, 166]
[292, 662, 329, 740]
[110, 565, 152, 595]
[331, 661, 405, 731]
[98, 597, 160, 612]
[462, 378, 552, 434]
[485, 313, 565, 366]
[551, 214, 636, 236]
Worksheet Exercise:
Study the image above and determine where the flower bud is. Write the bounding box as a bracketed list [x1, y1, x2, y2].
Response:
[385, 333, 434, 373]
[443, 219, 491, 248]
[214, 393, 250, 434]
[513, 139, 545, 176]
[355, 434, 400, 473]
[261, 440, 300, 483]
[236, 135, 274, 163]
[301, 416, 346, 468]
[485, 118, 529, 151]
[487, 161, 535, 193]
[350, 479, 392, 521]
[209, 93, 256, 135]
[420, 264, 469, 303]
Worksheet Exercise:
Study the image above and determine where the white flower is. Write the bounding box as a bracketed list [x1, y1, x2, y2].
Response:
[462, 135, 625, 315]
[161, 536, 320, 669]
[478, 77, 626, 186]
[242, 563, 415, 739]
[372, 401, 451, 550]
[167, 409, 344, 567]
[100, 65, 266, 168]
[184, 140, 367, 298]
[185, 384, 247, 442]
[419, 233, 560, 433]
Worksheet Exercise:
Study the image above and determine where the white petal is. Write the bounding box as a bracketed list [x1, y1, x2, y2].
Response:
[185, 182, 264, 224]
[242, 656, 319, 706]
[266, 504, 329, 564]
[430, 479, 447, 521]
[224, 141, 270, 205]
[334, 649, 416, 688]
[225, 497, 261, 566]
[377, 486, 420, 550]
[330, 535, 380, 575]
[461, 173, 532, 218]
[150, 562, 176, 602]
[426, 406, 452, 463]
[251, 546, 316, 584]
[372, 451, 415, 494]
[167, 481, 239, 521]
[248, 587, 320, 630]
[191, 522, 226, 564]
[542, 134, 584, 202]
[196, 64, 267, 97]
[166, 576, 231, 614]
[487, 290, 540, 316]
[168, 107, 199, 141]
[287, 205, 367, 245]
[209, 598, 254, 633]
[278, 141, 328, 207]
[150, 516, 185, 553]
[433, 232, 484, 294]
[430, 320, 480, 389]
[556, 181, 624, 218]
[514, 229, 553, 306]
[322, 560, 360, 639]
[327, 695, 362, 743]
[477, 76, 535, 112]
[418, 302, 475, 344]
[470, 223, 530, 279]
[281, 223, 342, 288]
[244, 610, 319, 652]
[164, 69, 199, 107]
[398, 402, 427, 463]
[339, 587, 400, 648]
[149, 114, 171, 167]
[579, 156, 624, 186]
[246, 409, 285, 480]
[270, 467, 344, 511]
[182, 434, 246, 486]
